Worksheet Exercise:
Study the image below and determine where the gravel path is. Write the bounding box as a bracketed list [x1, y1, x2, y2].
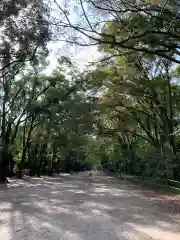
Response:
[0, 172, 180, 240]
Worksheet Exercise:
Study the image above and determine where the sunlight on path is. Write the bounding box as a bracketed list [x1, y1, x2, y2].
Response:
[0, 172, 180, 240]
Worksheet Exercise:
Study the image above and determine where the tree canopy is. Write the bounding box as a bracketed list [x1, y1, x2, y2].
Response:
[1, 0, 180, 183]
[49, 0, 180, 63]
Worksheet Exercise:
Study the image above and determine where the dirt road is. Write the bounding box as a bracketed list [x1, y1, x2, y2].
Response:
[0, 172, 180, 240]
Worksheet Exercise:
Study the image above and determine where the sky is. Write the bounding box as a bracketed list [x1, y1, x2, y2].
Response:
[46, 42, 101, 74]
[45, 0, 102, 74]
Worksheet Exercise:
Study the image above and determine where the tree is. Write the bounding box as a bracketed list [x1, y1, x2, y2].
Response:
[0, 0, 50, 182]
[51, 0, 180, 63]
[84, 49, 180, 179]
[8, 60, 96, 178]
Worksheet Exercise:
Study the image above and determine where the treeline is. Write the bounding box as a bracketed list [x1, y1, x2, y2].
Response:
[0, 0, 96, 182]
[89, 57, 180, 180]
[1, 0, 180, 182]
[72, 0, 180, 180]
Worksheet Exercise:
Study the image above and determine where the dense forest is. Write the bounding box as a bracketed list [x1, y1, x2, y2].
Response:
[0, 0, 180, 182]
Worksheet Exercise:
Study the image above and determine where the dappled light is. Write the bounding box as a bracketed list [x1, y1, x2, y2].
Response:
[0, 172, 180, 240]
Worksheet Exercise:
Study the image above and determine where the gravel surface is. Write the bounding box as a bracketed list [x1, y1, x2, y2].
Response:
[0, 171, 180, 240]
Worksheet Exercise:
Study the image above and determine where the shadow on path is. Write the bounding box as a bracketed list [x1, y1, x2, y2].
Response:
[0, 172, 180, 240]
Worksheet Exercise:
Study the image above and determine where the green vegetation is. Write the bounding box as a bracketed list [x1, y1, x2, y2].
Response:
[1, 0, 180, 183]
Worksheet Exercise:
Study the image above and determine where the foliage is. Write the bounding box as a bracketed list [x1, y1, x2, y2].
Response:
[50, 0, 180, 63]
[1, 0, 180, 183]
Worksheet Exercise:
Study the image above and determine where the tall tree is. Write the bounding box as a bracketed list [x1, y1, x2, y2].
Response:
[0, 0, 50, 182]
[85, 51, 180, 179]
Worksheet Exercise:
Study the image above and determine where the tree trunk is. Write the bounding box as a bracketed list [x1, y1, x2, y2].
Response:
[0, 158, 7, 182]
[0, 146, 9, 182]
[0, 81, 8, 182]
[20, 115, 36, 170]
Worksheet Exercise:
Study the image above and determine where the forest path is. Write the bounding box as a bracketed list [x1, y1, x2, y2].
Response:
[0, 171, 180, 240]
